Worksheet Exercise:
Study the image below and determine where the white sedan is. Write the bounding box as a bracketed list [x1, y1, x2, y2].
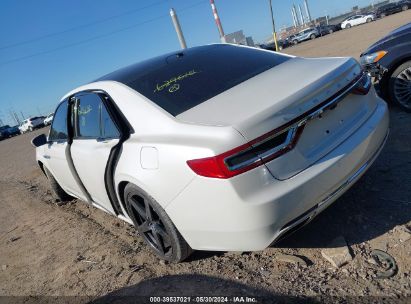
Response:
[32, 44, 389, 262]
[341, 14, 376, 29]
[19, 117, 44, 133]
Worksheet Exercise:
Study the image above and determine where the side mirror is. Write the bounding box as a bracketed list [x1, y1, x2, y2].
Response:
[31, 134, 47, 147]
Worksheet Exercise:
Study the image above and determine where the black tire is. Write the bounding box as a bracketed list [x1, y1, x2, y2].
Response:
[402, 5, 409, 11]
[292, 40, 298, 45]
[28, 126, 33, 132]
[346, 23, 352, 29]
[366, 18, 372, 23]
[124, 183, 192, 263]
[44, 167, 73, 203]
[310, 34, 316, 40]
[388, 61, 411, 112]
[381, 13, 386, 18]
[329, 29, 334, 34]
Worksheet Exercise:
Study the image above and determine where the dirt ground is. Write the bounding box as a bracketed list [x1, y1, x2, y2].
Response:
[1, 10, 411, 303]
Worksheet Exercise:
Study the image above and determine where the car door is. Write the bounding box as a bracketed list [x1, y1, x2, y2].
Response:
[352, 15, 362, 26]
[70, 92, 120, 214]
[45, 99, 88, 200]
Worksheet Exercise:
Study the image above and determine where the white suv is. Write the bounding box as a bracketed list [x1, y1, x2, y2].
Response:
[19, 117, 44, 133]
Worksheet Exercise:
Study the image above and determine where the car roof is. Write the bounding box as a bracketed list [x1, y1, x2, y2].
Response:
[96, 45, 214, 84]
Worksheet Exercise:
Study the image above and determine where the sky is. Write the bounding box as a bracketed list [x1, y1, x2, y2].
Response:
[0, 0, 374, 125]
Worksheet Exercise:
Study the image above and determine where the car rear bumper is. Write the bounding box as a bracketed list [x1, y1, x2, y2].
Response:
[166, 98, 389, 251]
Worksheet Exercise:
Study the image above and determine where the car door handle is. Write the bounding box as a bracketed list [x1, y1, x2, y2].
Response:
[43, 155, 51, 159]
[96, 138, 113, 143]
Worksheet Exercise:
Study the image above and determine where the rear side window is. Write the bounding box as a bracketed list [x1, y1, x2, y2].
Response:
[49, 100, 68, 141]
[76, 94, 101, 138]
[101, 105, 120, 139]
[74, 93, 120, 139]
[98, 45, 291, 116]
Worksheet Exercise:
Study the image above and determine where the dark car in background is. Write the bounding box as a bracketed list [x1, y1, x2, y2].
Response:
[260, 39, 291, 51]
[317, 24, 341, 35]
[360, 22, 411, 111]
[375, 1, 410, 18]
[0, 125, 20, 140]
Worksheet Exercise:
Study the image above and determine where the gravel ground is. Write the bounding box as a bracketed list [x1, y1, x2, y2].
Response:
[0, 10, 411, 303]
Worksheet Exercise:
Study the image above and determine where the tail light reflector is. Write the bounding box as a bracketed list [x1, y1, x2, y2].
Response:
[187, 125, 304, 179]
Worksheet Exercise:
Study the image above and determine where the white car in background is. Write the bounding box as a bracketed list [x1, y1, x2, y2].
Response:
[341, 13, 376, 29]
[43, 113, 54, 126]
[32, 44, 389, 262]
[19, 117, 44, 133]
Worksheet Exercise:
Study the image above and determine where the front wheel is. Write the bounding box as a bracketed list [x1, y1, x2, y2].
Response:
[124, 183, 192, 262]
[380, 13, 386, 18]
[329, 29, 334, 34]
[402, 5, 409, 11]
[310, 34, 316, 40]
[366, 18, 372, 23]
[389, 61, 411, 112]
[346, 23, 352, 29]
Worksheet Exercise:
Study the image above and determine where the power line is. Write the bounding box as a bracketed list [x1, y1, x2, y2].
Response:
[0, 0, 208, 67]
[0, 1, 165, 51]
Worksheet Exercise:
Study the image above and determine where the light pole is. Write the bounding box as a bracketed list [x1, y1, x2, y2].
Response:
[268, 0, 279, 52]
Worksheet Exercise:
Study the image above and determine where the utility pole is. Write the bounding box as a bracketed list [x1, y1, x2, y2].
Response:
[169, 8, 187, 49]
[268, 0, 279, 52]
[20, 111, 25, 120]
[298, 4, 305, 26]
[210, 0, 226, 43]
[291, 7, 297, 28]
[304, 0, 312, 22]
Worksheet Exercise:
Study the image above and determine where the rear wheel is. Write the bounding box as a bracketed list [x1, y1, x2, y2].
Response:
[292, 40, 298, 45]
[124, 183, 192, 262]
[44, 167, 73, 203]
[328, 29, 334, 34]
[346, 23, 352, 29]
[381, 13, 386, 18]
[389, 61, 411, 112]
[402, 5, 409, 11]
[310, 34, 316, 40]
[366, 18, 372, 23]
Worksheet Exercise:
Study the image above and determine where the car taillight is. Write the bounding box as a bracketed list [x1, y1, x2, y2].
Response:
[187, 125, 304, 179]
[351, 73, 371, 95]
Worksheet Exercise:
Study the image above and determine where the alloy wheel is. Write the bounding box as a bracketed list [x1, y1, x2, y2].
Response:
[128, 194, 172, 258]
[393, 67, 411, 110]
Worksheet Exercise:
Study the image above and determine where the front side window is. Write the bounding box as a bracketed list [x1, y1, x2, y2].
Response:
[49, 100, 68, 141]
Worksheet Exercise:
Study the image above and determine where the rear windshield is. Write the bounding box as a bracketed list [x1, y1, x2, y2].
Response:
[99, 45, 291, 116]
